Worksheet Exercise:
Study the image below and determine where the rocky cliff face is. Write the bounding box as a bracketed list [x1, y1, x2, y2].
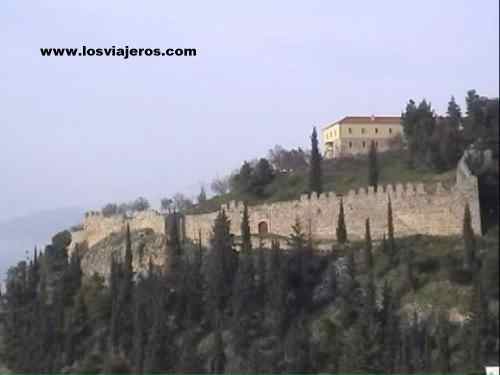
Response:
[80, 228, 166, 279]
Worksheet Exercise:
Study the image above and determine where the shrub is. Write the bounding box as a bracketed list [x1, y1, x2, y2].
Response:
[415, 257, 440, 274]
[448, 268, 474, 285]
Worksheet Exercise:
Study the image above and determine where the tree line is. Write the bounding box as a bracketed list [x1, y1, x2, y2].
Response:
[1, 195, 497, 373]
[402, 90, 499, 171]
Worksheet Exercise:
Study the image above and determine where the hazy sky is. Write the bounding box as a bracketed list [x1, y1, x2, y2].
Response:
[1, 0, 498, 222]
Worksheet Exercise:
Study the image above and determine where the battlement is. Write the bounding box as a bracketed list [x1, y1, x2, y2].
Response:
[71, 163, 481, 254]
[217, 180, 450, 215]
[184, 174, 481, 246]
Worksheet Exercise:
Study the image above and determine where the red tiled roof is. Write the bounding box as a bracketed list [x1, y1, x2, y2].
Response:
[324, 116, 401, 129]
[337, 116, 401, 125]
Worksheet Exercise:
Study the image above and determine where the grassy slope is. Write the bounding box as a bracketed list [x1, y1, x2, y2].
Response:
[190, 150, 456, 214]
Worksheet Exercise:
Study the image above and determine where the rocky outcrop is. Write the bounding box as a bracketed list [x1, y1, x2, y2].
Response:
[80, 228, 166, 279]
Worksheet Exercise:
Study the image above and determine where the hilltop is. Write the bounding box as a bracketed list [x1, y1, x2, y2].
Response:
[189, 150, 456, 215]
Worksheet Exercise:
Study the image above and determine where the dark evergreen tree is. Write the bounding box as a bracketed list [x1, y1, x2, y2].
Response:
[185, 230, 204, 323]
[232, 204, 256, 352]
[143, 297, 171, 373]
[368, 141, 379, 190]
[447, 95, 462, 130]
[342, 317, 381, 373]
[317, 320, 343, 373]
[380, 282, 400, 373]
[132, 281, 149, 374]
[251, 158, 275, 197]
[283, 319, 313, 373]
[165, 212, 183, 278]
[210, 329, 226, 373]
[462, 203, 477, 271]
[336, 199, 347, 244]
[363, 218, 373, 273]
[287, 218, 311, 314]
[387, 195, 396, 260]
[436, 312, 451, 374]
[206, 210, 237, 321]
[309, 127, 323, 194]
[64, 290, 89, 367]
[240, 202, 252, 253]
[62, 247, 83, 306]
[466, 275, 489, 372]
[197, 185, 207, 204]
[233, 161, 254, 195]
[109, 224, 135, 355]
[255, 246, 267, 308]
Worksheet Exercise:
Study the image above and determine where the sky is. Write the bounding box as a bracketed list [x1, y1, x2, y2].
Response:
[1, 0, 499, 222]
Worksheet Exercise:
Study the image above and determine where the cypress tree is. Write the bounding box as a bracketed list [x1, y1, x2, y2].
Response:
[64, 290, 89, 367]
[368, 141, 379, 190]
[363, 218, 373, 273]
[387, 195, 396, 259]
[436, 312, 451, 374]
[124, 223, 133, 277]
[62, 247, 83, 306]
[132, 301, 146, 374]
[447, 95, 462, 130]
[186, 230, 204, 323]
[232, 205, 256, 352]
[110, 224, 135, 355]
[144, 297, 171, 373]
[108, 253, 122, 352]
[342, 317, 380, 373]
[336, 199, 347, 244]
[119, 224, 134, 355]
[267, 239, 281, 292]
[284, 319, 313, 373]
[255, 246, 267, 307]
[462, 203, 476, 271]
[207, 210, 237, 320]
[267, 240, 288, 337]
[210, 328, 226, 374]
[166, 212, 183, 278]
[309, 127, 323, 194]
[380, 282, 400, 373]
[240, 202, 252, 254]
[467, 275, 488, 371]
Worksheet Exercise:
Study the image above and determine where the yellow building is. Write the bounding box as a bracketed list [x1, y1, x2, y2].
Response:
[322, 115, 402, 159]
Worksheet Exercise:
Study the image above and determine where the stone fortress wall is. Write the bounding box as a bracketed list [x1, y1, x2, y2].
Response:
[184, 176, 481, 247]
[70, 209, 165, 251]
[70, 161, 482, 252]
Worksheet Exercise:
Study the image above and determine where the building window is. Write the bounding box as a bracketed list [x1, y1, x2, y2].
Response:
[375, 128, 378, 134]
[349, 141, 352, 148]
[348, 128, 352, 134]
[375, 141, 378, 147]
[389, 128, 393, 134]
[362, 141, 366, 148]
[361, 128, 365, 134]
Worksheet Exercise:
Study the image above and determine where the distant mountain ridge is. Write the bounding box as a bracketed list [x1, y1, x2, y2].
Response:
[0, 206, 84, 279]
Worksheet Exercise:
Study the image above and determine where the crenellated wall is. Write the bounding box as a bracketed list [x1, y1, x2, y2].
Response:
[70, 162, 482, 252]
[184, 177, 481, 247]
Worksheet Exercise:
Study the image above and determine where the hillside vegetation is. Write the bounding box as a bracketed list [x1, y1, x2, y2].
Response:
[190, 150, 456, 214]
[1, 211, 497, 373]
